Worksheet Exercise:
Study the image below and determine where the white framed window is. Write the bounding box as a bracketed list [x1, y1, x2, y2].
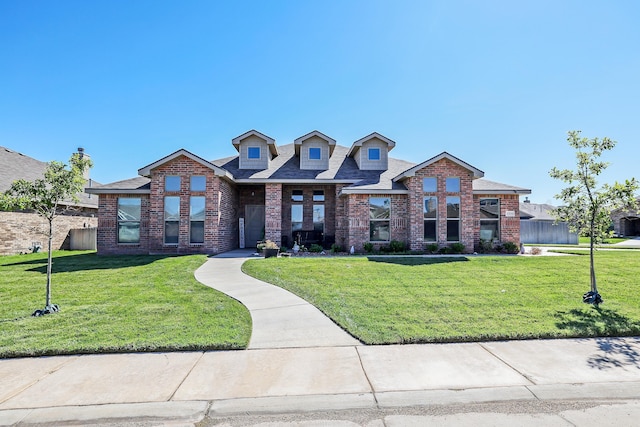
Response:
[309, 147, 321, 160]
[164, 196, 180, 245]
[165, 175, 180, 192]
[446, 177, 460, 192]
[423, 177, 437, 192]
[292, 204, 303, 232]
[117, 198, 141, 244]
[190, 196, 205, 244]
[190, 176, 206, 191]
[247, 146, 261, 159]
[446, 196, 460, 242]
[423, 196, 437, 242]
[480, 198, 500, 241]
[368, 148, 381, 161]
[370, 197, 390, 241]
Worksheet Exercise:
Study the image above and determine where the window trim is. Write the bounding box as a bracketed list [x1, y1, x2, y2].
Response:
[189, 196, 205, 244]
[165, 175, 181, 192]
[479, 198, 500, 242]
[164, 196, 180, 245]
[308, 147, 321, 160]
[247, 146, 261, 159]
[446, 177, 460, 193]
[369, 196, 391, 242]
[190, 175, 206, 192]
[423, 177, 437, 193]
[368, 147, 381, 161]
[423, 196, 437, 242]
[446, 196, 460, 242]
[117, 197, 142, 244]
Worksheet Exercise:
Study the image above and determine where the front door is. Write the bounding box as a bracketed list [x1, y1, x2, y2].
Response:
[245, 205, 265, 248]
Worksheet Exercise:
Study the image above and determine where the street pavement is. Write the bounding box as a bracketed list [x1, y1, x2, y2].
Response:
[1, 248, 640, 426]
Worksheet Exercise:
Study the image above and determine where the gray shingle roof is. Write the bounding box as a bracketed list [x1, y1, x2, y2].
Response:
[89, 143, 531, 196]
[0, 146, 99, 208]
[472, 178, 531, 194]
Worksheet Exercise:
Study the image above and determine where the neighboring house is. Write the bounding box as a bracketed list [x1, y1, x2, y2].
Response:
[86, 130, 531, 255]
[519, 198, 578, 244]
[611, 198, 640, 236]
[0, 146, 98, 255]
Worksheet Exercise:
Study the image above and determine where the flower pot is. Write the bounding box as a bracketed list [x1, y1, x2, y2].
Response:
[264, 248, 279, 258]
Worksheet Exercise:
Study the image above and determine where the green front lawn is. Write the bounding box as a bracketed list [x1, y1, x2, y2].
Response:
[242, 252, 640, 344]
[0, 252, 251, 358]
[579, 236, 629, 245]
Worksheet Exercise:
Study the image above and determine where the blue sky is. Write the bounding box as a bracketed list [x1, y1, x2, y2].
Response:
[1, 0, 638, 204]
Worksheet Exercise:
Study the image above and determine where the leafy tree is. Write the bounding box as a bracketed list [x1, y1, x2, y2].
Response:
[0, 153, 92, 315]
[550, 131, 638, 305]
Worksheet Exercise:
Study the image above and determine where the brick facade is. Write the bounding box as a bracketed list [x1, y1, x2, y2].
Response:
[0, 210, 97, 255]
[91, 140, 527, 255]
[97, 155, 238, 255]
[404, 158, 476, 252]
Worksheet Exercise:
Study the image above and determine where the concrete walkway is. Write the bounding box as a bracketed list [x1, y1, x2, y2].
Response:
[194, 249, 360, 349]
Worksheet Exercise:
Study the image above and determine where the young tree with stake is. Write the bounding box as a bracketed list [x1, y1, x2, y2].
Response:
[550, 131, 637, 306]
[0, 152, 92, 316]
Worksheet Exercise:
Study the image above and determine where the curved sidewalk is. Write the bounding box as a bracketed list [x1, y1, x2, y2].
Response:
[194, 249, 360, 349]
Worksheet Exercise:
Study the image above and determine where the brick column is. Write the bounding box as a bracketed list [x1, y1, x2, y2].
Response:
[265, 183, 282, 245]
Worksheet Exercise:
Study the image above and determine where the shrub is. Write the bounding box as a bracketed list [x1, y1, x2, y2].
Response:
[309, 243, 324, 253]
[476, 239, 493, 254]
[438, 246, 451, 254]
[450, 243, 465, 254]
[363, 242, 374, 253]
[426, 243, 439, 254]
[389, 240, 406, 253]
[503, 242, 519, 254]
[330, 243, 343, 253]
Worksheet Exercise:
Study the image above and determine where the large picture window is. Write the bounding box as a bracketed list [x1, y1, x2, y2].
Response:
[446, 196, 460, 242]
[164, 196, 180, 244]
[480, 198, 500, 241]
[117, 198, 141, 243]
[190, 196, 205, 244]
[370, 197, 390, 241]
[423, 196, 437, 242]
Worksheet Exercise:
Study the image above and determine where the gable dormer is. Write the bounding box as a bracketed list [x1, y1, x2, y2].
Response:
[294, 130, 336, 171]
[346, 132, 395, 170]
[232, 130, 278, 170]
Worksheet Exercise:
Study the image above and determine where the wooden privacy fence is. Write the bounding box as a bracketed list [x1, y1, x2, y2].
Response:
[70, 227, 97, 250]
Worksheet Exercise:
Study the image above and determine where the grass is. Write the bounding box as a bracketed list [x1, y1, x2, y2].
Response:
[242, 252, 640, 344]
[0, 251, 251, 358]
[578, 236, 630, 245]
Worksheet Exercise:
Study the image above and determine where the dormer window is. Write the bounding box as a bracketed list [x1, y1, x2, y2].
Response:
[309, 147, 321, 160]
[232, 130, 277, 170]
[247, 147, 261, 159]
[347, 132, 395, 171]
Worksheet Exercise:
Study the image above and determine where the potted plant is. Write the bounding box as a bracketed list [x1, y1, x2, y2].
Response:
[262, 239, 280, 258]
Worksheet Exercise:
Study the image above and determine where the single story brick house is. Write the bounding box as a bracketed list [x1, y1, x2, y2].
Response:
[86, 130, 530, 255]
